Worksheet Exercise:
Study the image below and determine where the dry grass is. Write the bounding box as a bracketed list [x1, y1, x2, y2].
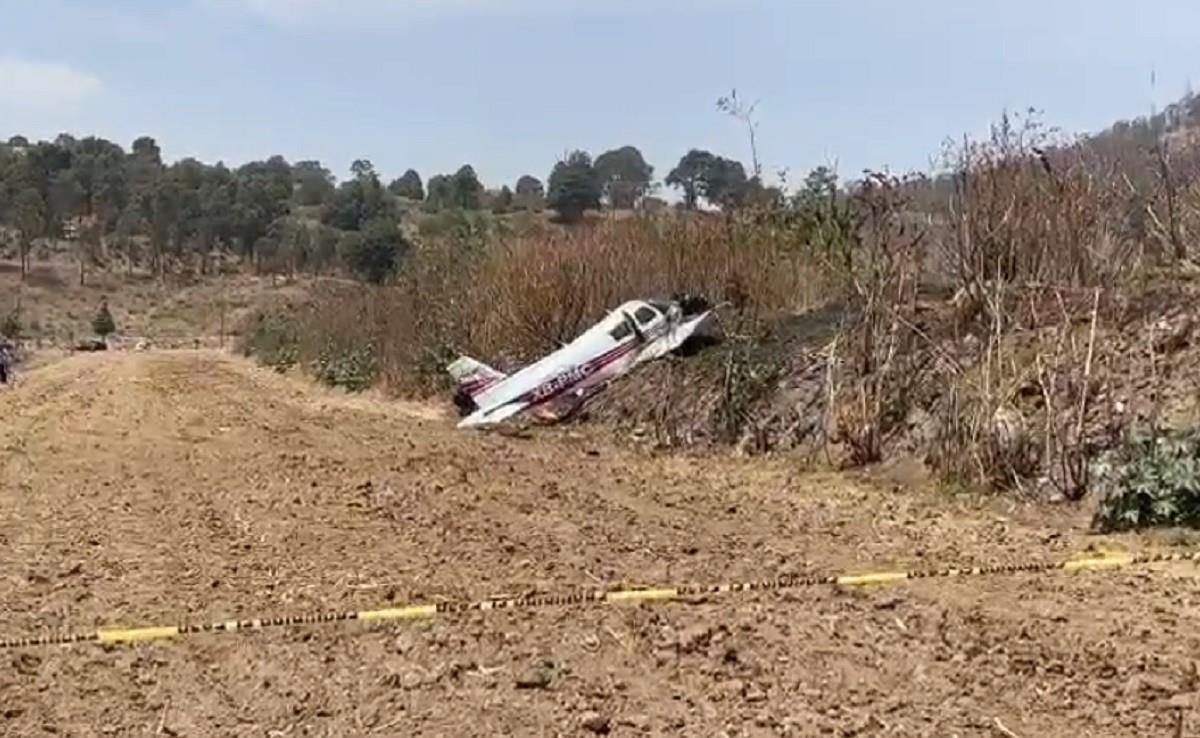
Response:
[933, 111, 1142, 297]
[915, 111, 1193, 493]
[826, 172, 930, 465]
[286, 215, 834, 396]
[1, 259, 311, 345]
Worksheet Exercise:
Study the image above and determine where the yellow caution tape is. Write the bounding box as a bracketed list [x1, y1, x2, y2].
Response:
[98, 626, 180, 644]
[1062, 553, 1135, 571]
[836, 571, 909, 586]
[2, 549, 1194, 651]
[357, 605, 438, 622]
[605, 588, 679, 603]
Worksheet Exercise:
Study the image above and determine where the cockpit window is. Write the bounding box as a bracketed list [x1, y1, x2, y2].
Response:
[634, 306, 659, 325]
[609, 321, 633, 341]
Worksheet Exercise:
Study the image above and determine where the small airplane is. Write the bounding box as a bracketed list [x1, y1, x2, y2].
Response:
[447, 297, 718, 429]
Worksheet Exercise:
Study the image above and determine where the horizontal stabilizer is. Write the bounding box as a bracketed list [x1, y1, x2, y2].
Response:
[447, 356, 507, 398]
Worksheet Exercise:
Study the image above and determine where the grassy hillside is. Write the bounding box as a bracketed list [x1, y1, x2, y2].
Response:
[1, 259, 311, 347]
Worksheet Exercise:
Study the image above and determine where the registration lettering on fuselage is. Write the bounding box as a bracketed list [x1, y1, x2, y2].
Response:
[531, 363, 593, 403]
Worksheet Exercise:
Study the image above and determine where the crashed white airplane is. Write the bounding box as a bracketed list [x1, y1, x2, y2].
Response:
[447, 298, 717, 429]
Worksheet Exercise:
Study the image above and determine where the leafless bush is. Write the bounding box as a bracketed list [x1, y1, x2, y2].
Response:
[936, 111, 1135, 301]
[827, 172, 929, 466]
[929, 285, 1105, 496]
[1031, 289, 1101, 500]
[927, 283, 1039, 491]
[1141, 116, 1200, 263]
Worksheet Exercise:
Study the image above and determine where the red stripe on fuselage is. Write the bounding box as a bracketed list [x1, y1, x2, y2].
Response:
[460, 377, 499, 397]
[517, 334, 647, 407]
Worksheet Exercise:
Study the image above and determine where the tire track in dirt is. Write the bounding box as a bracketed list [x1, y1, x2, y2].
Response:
[2, 351, 1199, 736]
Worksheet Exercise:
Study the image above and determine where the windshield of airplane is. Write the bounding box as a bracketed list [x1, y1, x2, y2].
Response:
[634, 306, 659, 325]
[609, 320, 633, 341]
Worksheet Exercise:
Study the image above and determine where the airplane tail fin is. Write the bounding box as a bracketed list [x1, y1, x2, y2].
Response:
[448, 357, 508, 403]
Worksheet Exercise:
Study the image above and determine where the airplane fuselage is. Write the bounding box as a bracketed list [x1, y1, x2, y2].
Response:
[455, 299, 712, 428]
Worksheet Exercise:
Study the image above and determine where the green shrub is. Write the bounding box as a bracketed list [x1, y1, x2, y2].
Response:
[1, 309, 20, 340]
[92, 299, 116, 337]
[1091, 428, 1200, 532]
[313, 342, 377, 391]
[239, 309, 300, 372]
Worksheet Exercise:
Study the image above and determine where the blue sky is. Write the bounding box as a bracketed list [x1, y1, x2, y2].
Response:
[2, 0, 1199, 191]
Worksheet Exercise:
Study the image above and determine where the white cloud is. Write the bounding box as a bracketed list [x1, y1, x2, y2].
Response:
[0, 59, 102, 109]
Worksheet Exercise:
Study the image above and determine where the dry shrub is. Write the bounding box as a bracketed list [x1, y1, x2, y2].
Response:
[468, 217, 827, 360]
[928, 284, 1106, 496]
[827, 172, 930, 466]
[927, 286, 1039, 491]
[937, 110, 1136, 295]
[1031, 300, 1101, 500]
[921, 111, 1168, 493]
[275, 214, 835, 397]
[1145, 120, 1200, 262]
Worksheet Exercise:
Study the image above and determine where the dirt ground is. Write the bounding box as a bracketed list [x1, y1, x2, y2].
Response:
[3, 351, 1200, 737]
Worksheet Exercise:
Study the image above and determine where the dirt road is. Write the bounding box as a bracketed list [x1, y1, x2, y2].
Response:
[2, 352, 1198, 736]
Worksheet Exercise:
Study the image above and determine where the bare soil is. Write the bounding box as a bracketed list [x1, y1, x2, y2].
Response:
[2, 351, 1200, 737]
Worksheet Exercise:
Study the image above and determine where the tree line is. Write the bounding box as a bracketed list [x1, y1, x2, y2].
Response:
[0, 132, 784, 284]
